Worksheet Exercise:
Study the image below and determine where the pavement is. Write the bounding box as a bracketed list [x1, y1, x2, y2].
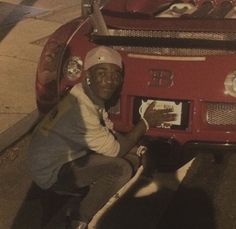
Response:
[0, 0, 82, 153]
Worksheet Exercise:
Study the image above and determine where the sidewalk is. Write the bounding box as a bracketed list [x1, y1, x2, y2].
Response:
[0, 0, 82, 152]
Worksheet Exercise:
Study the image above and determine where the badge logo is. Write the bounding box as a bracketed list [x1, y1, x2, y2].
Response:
[148, 69, 174, 88]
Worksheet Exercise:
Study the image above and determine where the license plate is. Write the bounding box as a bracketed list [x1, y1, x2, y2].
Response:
[138, 99, 183, 127]
[133, 97, 189, 130]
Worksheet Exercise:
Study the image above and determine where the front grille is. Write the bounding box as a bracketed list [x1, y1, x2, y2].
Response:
[109, 29, 236, 41]
[206, 103, 236, 125]
[100, 29, 236, 56]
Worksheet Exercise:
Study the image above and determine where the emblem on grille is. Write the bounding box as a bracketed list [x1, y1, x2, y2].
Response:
[148, 69, 174, 88]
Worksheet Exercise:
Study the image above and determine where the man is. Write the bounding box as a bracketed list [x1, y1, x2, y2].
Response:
[28, 46, 176, 229]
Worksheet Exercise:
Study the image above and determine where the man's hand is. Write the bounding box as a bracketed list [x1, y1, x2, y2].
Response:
[128, 146, 139, 154]
[144, 102, 177, 128]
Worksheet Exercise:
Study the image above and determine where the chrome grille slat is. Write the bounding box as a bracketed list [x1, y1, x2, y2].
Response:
[109, 29, 236, 41]
[206, 103, 236, 125]
[107, 29, 236, 56]
[113, 46, 234, 56]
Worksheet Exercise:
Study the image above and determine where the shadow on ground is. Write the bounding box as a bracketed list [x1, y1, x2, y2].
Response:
[97, 173, 215, 229]
[10, 146, 226, 229]
[10, 182, 72, 229]
[0, 0, 42, 41]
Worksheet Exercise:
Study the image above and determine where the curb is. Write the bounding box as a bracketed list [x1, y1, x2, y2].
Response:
[0, 109, 39, 153]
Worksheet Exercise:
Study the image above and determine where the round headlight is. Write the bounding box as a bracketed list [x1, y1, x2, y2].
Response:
[64, 56, 83, 81]
[224, 71, 236, 97]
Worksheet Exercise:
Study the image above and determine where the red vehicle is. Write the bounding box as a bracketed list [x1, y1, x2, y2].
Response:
[36, 0, 236, 159]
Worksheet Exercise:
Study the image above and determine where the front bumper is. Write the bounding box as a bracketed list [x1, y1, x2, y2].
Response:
[183, 141, 236, 153]
[142, 137, 236, 171]
[144, 136, 236, 154]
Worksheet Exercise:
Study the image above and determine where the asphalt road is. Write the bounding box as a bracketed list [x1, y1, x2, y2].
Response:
[157, 152, 236, 229]
[0, 133, 236, 229]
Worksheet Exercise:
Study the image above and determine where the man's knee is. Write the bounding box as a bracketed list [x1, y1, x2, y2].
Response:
[109, 157, 133, 182]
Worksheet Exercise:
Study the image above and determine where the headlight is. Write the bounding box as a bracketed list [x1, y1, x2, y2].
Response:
[224, 71, 236, 97]
[63, 56, 83, 81]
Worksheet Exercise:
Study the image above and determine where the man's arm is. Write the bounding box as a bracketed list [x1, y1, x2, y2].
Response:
[115, 120, 146, 156]
[116, 102, 176, 156]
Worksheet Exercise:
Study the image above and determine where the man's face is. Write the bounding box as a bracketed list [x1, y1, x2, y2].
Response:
[88, 63, 123, 101]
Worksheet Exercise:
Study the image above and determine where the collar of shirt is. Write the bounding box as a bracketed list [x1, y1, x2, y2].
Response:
[70, 83, 105, 121]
